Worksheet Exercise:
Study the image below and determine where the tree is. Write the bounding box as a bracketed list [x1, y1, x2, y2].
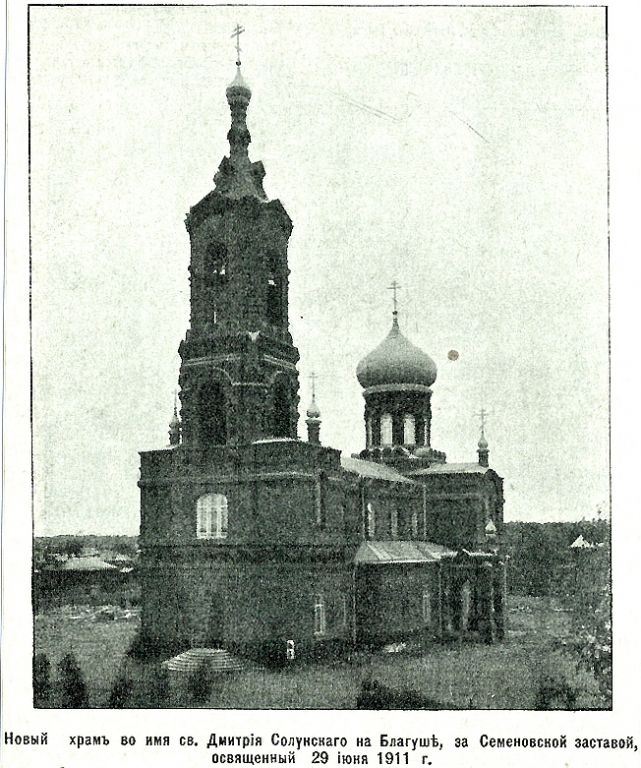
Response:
[108, 673, 133, 708]
[58, 652, 89, 708]
[558, 543, 611, 706]
[33, 653, 51, 707]
[153, 664, 170, 706]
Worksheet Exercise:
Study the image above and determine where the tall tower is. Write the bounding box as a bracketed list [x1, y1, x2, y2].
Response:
[178, 60, 300, 448]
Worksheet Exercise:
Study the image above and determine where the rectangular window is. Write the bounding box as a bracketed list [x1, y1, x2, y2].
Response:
[391, 508, 398, 539]
[315, 475, 326, 527]
[342, 594, 349, 630]
[196, 493, 228, 539]
[422, 589, 431, 625]
[313, 594, 326, 636]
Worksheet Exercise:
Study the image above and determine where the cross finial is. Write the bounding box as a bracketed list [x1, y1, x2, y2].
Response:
[388, 280, 401, 316]
[231, 23, 245, 66]
[475, 407, 490, 437]
[310, 371, 318, 400]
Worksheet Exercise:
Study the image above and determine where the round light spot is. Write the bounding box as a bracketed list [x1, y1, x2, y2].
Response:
[448, 349, 459, 361]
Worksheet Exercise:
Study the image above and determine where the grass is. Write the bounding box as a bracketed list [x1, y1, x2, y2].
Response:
[33, 596, 604, 709]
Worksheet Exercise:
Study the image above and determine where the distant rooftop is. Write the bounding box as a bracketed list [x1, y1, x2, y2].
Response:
[252, 437, 298, 445]
[409, 463, 489, 476]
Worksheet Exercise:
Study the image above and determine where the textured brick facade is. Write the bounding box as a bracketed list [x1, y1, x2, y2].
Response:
[138, 65, 507, 663]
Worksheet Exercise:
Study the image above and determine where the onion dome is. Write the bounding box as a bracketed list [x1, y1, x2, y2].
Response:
[478, 434, 488, 450]
[226, 65, 251, 99]
[306, 395, 321, 420]
[356, 314, 437, 390]
[213, 64, 267, 201]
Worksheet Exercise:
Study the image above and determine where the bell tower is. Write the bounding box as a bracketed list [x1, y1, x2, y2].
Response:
[178, 51, 300, 449]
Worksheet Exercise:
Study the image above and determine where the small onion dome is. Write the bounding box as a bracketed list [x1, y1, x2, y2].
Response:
[169, 394, 180, 430]
[306, 396, 321, 420]
[485, 519, 497, 536]
[478, 434, 489, 450]
[356, 315, 437, 389]
[226, 65, 251, 97]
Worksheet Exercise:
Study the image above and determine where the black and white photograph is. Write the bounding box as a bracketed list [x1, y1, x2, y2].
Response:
[2, 0, 641, 764]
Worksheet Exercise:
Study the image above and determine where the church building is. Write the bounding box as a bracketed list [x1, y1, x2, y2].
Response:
[138, 57, 507, 663]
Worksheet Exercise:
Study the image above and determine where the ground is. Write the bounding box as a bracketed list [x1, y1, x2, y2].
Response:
[33, 596, 605, 709]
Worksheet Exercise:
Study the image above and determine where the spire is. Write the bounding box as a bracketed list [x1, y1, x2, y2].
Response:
[306, 372, 322, 445]
[476, 408, 490, 467]
[213, 24, 267, 200]
[169, 391, 181, 447]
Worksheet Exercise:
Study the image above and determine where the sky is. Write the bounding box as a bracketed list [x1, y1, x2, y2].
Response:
[29, 5, 608, 535]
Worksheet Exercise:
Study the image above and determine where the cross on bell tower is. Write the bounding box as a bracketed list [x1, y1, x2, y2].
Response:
[231, 23, 245, 65]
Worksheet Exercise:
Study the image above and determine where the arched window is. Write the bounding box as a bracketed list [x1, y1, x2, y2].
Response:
[198, 380, 227, 446]
[380, 413, 393, 446]
[196, 493, 228, 540]
[366, 502, 376, 539]
[313, 594, 326, 636]
[366, 418, 373, 448]
[205, 242, 228, 287]
[266, 252, 282, 326]
[403, 414, 416, 445]
[272, 382, 290, 438]
[411, 510, 419, 539]
[390, 508, 399, 539]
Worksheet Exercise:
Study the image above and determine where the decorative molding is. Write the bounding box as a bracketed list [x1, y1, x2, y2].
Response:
[264, 355, 298, 372]
[363, 384, 433, 396]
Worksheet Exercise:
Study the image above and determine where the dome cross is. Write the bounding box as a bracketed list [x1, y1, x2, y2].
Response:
[476, 407, 490, 439]
[231, 23, 245, 66]
[388, 280, 401, 316]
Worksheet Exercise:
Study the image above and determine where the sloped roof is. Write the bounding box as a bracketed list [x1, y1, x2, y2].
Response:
[58, 556, 118, 572]
[355, 540, 456, 564]
[341, 456, 416, 484]
[409, 463, 489, 476]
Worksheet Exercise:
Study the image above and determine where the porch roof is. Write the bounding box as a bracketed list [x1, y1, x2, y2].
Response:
[355, 540, 456, 565]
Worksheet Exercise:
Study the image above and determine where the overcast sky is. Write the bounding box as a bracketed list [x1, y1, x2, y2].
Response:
[29, 6, 608, 535]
